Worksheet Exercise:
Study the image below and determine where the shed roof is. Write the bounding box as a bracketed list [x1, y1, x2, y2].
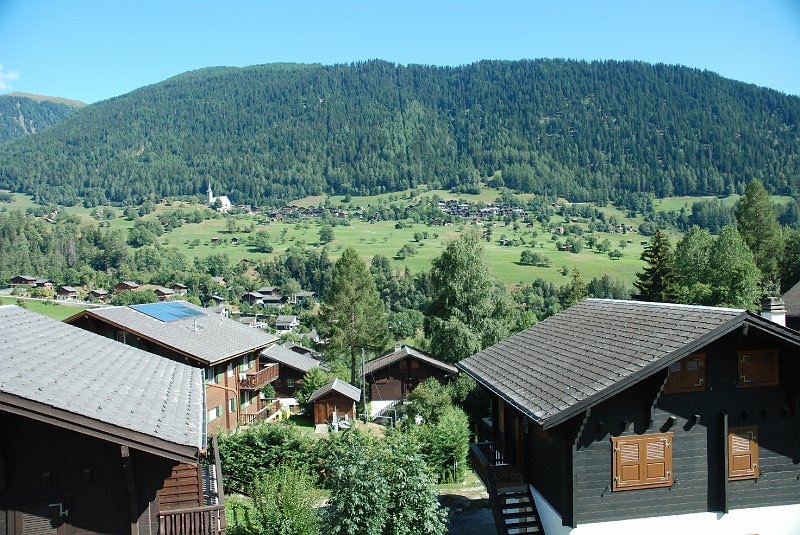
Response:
[69, 301, 277, 365]
[0, 305, 205, 457]
[276, 315, 298, 326]
[308, 378, 361, 403]
[261, 344, 326, 373]
[783, 281, 800, 318]
[364, 345, 458, 376]
[458, 299, 800, 430]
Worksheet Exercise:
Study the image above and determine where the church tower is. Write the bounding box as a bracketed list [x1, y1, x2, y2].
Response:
[207, 180, 214, 206]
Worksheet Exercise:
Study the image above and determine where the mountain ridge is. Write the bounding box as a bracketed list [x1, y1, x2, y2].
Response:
[0, 59, 798, 206]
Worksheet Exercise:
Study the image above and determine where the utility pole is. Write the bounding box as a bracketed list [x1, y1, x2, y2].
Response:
[361, 348, 367, 422]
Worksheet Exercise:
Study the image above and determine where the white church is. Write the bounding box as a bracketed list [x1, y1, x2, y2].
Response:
[207, 180, 232, 212]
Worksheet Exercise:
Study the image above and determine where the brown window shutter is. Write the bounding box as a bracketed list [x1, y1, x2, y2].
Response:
[728, 427, 758, 479]
[664, 354, 705, 393]
[666, 361, 683, 391]
[738, 350, 778, 388]
[612, 432, 673, 491]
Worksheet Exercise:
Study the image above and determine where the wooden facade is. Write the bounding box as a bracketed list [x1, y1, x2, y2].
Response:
[0, 412, 223, 535]
[364, 347, 457, 402]
[486, 327, 800, 527]
[312, 391, 356, 425]
[272, 366, 304, 398]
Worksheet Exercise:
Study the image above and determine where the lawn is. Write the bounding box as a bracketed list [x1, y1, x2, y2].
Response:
[0, 297, 87, 321]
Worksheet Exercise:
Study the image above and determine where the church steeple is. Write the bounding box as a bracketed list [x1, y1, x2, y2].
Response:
[207, 180, 214, 206]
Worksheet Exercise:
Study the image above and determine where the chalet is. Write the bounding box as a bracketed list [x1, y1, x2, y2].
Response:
[459, 298, 800, 535]
[275, 315, 300, 332]
[155, 287, 176, 301]
[261, 295, 286, 306]
[293, 290, 318, 304]
[783, 281, 800, 331]
[238, 315, 267, 329]
[170, 282, 188, 294]
[363, 345, 458, 402]
[210, 294, 225, 305]
[0, 305, 224, 534]
[9, 275, 36, 287]
[211, 276, 226, 286]
[257, 286, 280, 296]
[262, 342, 328, 400]
[114, 280, 140, 293]
[241, 292, 265, 305]
[308, 378, 361, 426]
[65, 301, 279, 433]
[56, 285, 79, 300]
[33, 278, 53, 289]
[89, 288, 109, 302]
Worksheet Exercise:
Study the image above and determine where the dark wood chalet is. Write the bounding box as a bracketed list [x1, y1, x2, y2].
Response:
[261, 343, 327, 400]
[65, 301, 279, 433]
[308, 379, 360, 426]
[9, 275, 36, 287]
[363, 345, 458, 402]
[783, 282, 800, 331]
[459, 299, 800, 535]
[0, 305, 226, 535]
[114, 281, 140, 293]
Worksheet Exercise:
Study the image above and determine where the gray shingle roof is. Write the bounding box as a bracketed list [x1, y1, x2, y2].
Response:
[0, 305, 204, 450]
[783, 281, 800, 318]
[79, 301, 277, 365]
[458, 299, 748, 429]
[308, 378, 361, 403]
[262, 344, 325, 373]
[364, 345, 458, 375]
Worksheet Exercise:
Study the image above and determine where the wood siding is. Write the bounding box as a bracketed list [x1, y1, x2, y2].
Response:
[0, 412, 181, 535]
[367, 357, 451, 401]
[312, 392, 356, 425]
[270, 366, 305, 398]
[157, 464, 202, 511]
[566, 329, 800, 525]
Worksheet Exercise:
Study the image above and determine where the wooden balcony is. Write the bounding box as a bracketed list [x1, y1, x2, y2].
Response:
[238, 362, 278, 390]
[158, 504, 226, 534]
[240, 399, 280, 425]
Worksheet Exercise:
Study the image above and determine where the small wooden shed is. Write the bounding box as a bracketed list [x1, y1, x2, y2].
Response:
[308, 378, 361, 425]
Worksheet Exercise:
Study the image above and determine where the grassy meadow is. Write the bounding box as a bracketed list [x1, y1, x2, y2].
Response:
[6, 187, 789, 288]
[0, 297, 87, 320]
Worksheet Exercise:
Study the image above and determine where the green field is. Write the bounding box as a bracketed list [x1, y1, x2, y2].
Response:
[0, 297, 87, 320]
[0, 188, 730, 288]
[653, 194, 794, 213]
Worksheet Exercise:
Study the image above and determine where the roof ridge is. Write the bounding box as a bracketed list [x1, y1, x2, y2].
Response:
[585, 298, 745, 313]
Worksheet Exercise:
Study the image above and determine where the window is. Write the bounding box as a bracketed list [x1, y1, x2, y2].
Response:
[207, 405, 222, 422]
[612, 433, 673, 491]
[286, 379, 295, 388]
[738, 349, 778, 388]
[241, 356, 248, 371]
[207, 366, 218, 384]
[229, 397, 237, 413]
[116, 330, 127, 344]
[410, 359, 419, 369]
[728, 427, 758, 480]
[227, 362, 234, 378]
[664, 354, 705, 393]
[399, 360, 408, 369]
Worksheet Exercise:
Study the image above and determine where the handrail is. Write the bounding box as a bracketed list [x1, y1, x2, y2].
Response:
[159, 504, 225, 515]
[238, 363, 279, 390]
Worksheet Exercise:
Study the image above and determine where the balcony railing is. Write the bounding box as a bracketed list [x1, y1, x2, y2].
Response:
[158, 504, 226, 535]
[240, 399, 280, 425]
[238, 362, 279, 390]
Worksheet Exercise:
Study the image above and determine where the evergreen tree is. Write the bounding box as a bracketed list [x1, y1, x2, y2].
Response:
[780, 228, 800, 293]
[424, 230, 514, 363]
[633, 230, 678, 303]
[318, 247, 388, 383]
[735, 179, 783, 282]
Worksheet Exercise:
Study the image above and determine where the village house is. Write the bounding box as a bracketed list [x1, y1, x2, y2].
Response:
[155, 287, 176, 301]
[114, 280, 140, 293]
[56, 285, 80, 300]
[89, 288, 109, 302]
[9, 275, 36, 287]
[65, 300, 279, 433]
[364, 345, 458, 404]
[262, 342, 328, 402]
[308, 378, 361, 426]
[241, 291, 265, 306]
[237, 315, 268, 329]
[0, 305, 224, 534]
[782, 280, 800, 331]
[275, 314, 300, 332]
[170, 282, 188, 295]
[33, 278, 53, 289]
[459, 298, 800, 535]
[211, 276, 227, 286]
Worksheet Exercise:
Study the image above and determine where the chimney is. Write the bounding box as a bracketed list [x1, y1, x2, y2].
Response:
[394, 342, 402, 353]
[760, 297, 786, 327]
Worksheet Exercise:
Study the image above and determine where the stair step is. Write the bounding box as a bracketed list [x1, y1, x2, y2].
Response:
[502, 495, 531, 503]
[507, 526, 540, 534]
[503, 510, 537, 519]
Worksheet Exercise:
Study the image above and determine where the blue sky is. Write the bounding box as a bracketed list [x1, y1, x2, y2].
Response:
[0, 0, 798, 103]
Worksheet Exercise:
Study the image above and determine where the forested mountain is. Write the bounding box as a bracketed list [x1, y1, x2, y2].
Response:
[0, 93, 83, 143]
[1, 59, 799, 206]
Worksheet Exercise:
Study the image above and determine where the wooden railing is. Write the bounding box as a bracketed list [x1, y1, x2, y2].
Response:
[238, 362, 278, 390]
[470, 441, 509, 535]
[158, 504, 226, 535]
[239, 400, 279, 425]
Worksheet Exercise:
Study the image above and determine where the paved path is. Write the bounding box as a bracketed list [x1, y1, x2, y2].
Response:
[447, 508, 497, 535]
